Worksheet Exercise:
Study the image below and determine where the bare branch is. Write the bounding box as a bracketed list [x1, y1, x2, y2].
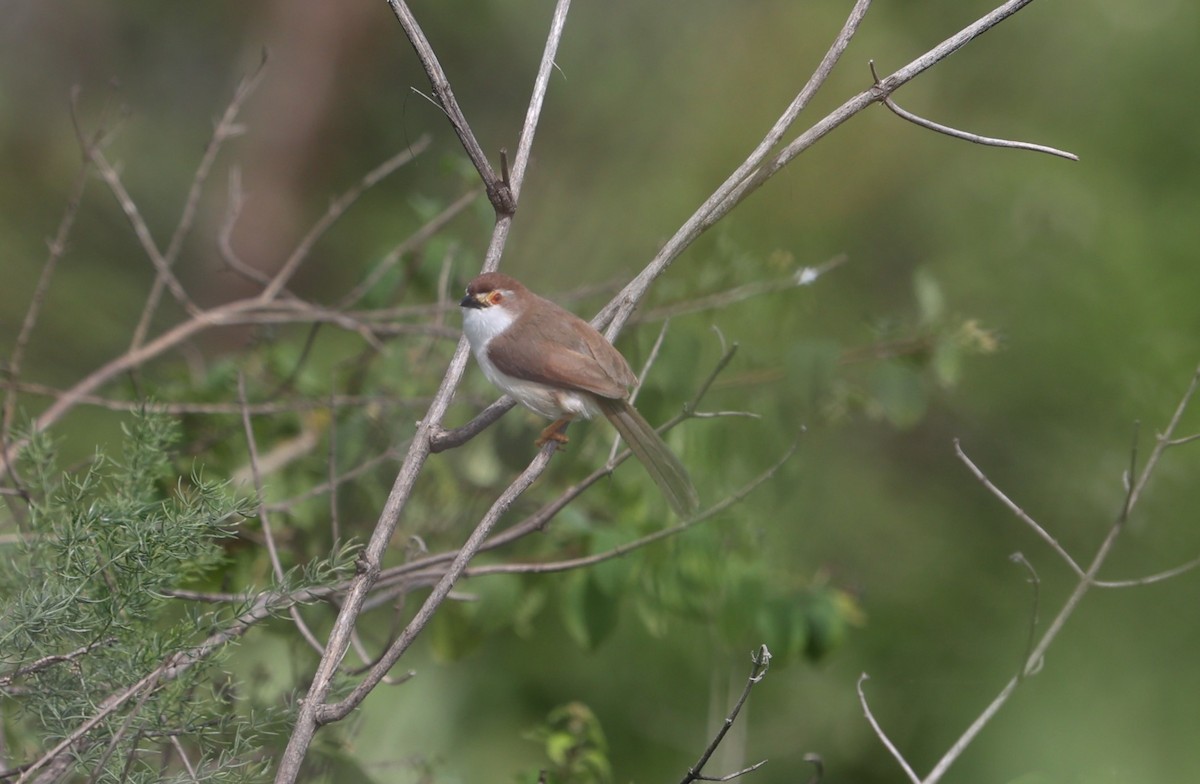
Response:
[599, 0, 873, 338]
[954, 439, 1086, 578]
[335, 187, 479, 310]
[130, 54, 269, 350]
[384, 1, 513, 215]
[318, 442, 559, 724]
[679, 645, 772, 784]
[868, 61, 1078, 161]
[238, 373, 324, 657]
[857, 674, 921, 784]
[258, 137, 431, 301]
[918, 365, 1200, 784]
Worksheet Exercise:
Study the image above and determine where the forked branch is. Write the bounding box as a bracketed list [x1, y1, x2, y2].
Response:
[861, 362, 1200, 784]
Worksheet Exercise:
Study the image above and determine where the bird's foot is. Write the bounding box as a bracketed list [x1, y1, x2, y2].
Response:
[535, 418, 572, 450]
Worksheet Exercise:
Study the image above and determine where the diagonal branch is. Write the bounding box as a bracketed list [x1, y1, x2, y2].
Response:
[679, 645, 772, 784]
[258, 136, 432, 302]
[318, 442, 558, 723]
[599, 0, 873, 339]
[915, 364, 1200, 784]
[130, 53, 268, 350]
[868, 60, 1077, 161]
[385, 0, 514, 216]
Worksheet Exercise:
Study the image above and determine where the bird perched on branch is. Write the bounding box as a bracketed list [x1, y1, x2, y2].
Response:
[460, 272, 699, 516]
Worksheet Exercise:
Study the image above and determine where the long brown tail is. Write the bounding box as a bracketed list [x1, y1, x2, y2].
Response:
[595, 397, 699, 516]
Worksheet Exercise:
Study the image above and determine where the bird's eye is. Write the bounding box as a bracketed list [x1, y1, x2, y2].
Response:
[489, 291, 504, 304]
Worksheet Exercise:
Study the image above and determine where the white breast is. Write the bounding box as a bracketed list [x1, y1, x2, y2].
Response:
[462, 305, 515, 388]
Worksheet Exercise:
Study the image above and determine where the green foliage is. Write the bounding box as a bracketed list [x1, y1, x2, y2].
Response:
[0, 413, 293, 782]
[520, 702, 612, 784]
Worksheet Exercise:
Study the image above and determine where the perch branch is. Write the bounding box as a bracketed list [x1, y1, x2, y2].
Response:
[274, 3, 574, 779]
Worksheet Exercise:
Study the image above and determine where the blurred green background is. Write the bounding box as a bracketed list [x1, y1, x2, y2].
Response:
[3, 0, 1199, 782]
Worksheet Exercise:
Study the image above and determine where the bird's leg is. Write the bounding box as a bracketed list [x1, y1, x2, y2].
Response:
[535, 417, 573, 449]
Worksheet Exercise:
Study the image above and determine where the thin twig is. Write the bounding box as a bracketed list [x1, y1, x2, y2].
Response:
[238, 373, 325, 657]
[259, 137, 431, 301]
[335, 187, 478, 309]
[679, 646, 772, 784]
[1127, 363, 1200, 510]
[857, 674, 921, 784]
[1093, 555, 1200, 588]
[130, 53, 268, 350]
[0, 638, 117, 688]
[168, 736, 198, 781]
[7, 383, 420, 417]
[868, 61, 1078, 161]
[456, 440, 798, 582]
[639, 255, 848, 323]
[954, 440, 1086, 579]
[608, 319, 671, 465]
[385, 1, 512, 215]
[919, 365, 1200, 784]
[87, 146, 198, 317]
[1008, 553, 1041, 680]
[217, 166, 275, 288]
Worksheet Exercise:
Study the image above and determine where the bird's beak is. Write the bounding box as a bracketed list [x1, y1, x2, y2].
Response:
[460, 293, 483, 309]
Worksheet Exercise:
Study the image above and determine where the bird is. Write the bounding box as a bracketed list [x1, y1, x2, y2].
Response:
[459, 272, 699, 516]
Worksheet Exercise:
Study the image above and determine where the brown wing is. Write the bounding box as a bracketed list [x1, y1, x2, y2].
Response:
[488, 297, 635, 400]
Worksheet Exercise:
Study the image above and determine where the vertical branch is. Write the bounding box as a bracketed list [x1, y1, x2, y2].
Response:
[273, 3, 575, 780]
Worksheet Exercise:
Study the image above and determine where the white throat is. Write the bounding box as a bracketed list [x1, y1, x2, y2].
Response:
[462, 304, 517, 388]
